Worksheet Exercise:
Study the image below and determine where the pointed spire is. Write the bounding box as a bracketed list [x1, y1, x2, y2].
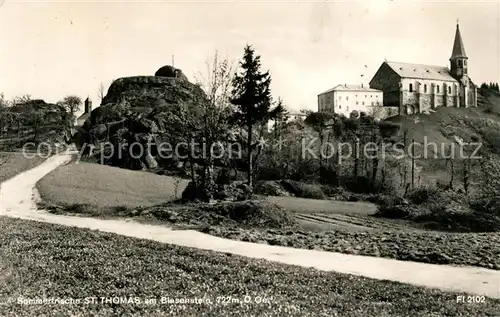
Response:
[450, 22, 467, 60]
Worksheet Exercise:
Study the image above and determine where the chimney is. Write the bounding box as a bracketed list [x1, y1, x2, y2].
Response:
[84, 97, 92, 114]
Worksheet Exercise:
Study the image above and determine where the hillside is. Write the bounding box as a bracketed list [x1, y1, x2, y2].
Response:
[386, 88, 500, 186]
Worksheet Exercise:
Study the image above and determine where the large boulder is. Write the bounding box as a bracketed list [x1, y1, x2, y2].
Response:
[75, 71, 208, 170]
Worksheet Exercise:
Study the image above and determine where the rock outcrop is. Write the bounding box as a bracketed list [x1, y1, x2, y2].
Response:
[75, 71, 208, 170]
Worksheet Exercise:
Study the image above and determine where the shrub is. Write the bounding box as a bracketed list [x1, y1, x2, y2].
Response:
[279, 180, 326, 199]
[406, 186, 440, 205]
[254, 181, 290, 197]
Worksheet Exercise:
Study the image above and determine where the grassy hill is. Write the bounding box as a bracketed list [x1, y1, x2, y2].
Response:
[37, 162, 189, 208]
[386, 88, 500, 187]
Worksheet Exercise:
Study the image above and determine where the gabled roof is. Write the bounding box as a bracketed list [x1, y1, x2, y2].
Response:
[384, 61, 458, 82]
[76, 112, 90, 122]
[450, 23, 467, 60]
[320, 84, 382, 95]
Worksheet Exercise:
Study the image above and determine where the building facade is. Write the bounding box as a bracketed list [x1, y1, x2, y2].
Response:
[317, 84, 383, 117]
[76, 97, 92, 127]
[369, 23, 477, 115]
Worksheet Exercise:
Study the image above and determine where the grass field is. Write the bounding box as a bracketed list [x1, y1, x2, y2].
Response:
[36, 162, 189, 208]
[1, 216, 498, 317]
[36, 162, 500, 270]
[0, 153, 45, 183]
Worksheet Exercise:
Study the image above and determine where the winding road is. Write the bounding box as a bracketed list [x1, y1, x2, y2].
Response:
[1, 151, 499, 299]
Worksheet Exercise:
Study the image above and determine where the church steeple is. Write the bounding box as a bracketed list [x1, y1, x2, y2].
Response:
[450, 22, 468, 79]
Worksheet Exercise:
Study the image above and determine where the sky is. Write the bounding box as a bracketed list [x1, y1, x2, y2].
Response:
[0, 0, 499, 114]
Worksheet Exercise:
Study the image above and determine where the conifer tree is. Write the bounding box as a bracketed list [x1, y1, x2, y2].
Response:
[230, 45, 283, 187]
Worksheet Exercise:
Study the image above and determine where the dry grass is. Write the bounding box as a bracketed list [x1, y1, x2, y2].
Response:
[36, 162, 189, 208]
[0, 153, 45, 183]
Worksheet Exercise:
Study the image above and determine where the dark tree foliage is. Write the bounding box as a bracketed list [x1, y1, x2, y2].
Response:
[230, 45, 283, 187]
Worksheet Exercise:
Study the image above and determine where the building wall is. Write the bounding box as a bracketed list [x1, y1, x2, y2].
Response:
[318, 89, 383, 117]
[399, 78, 460, 114]
[318, 91, 335, 113]
[369, 63, 401, 108]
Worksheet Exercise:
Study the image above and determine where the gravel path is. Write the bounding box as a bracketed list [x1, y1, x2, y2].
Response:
[1, 151, 500, 299]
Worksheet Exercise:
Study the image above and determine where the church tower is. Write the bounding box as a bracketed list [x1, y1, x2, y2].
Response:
[449, 22, 468, 80]
[84, 97, 92, 114]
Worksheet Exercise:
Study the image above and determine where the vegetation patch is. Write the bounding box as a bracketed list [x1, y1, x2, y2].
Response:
[42, 198, 500, 270]
[0, 153, 45, 183]
[375, 186, 500, 232]
[1, 216, 498, 317]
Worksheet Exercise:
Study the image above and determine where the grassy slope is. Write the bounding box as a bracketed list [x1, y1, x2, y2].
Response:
[36, 162, 189, 208]
[386, 88, 500, 185]
[0, 153, 45, 183]
[1, 216, 499, 317]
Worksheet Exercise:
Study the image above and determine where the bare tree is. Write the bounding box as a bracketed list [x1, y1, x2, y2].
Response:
[97, 82, 107, 103]
[12, 94, 32, 105]
[191, 50, 236, 199]
[58, 95, 82, 123]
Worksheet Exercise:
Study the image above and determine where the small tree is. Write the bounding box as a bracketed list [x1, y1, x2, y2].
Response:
[230, 45, 283, 188]
[59, 95, 82, 123]
[304, 112, 335, 182]
[97, 82, 107, 103]
[194, 50, 236, 200]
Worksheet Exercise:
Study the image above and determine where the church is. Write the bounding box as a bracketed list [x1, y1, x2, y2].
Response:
[369, 23, 478, 115]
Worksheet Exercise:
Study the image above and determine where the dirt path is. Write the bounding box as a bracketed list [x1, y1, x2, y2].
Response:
[1, 151, 500, 299]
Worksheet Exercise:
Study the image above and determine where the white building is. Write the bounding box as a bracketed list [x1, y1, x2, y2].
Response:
[317, 84, 383, 117]
[266, 112, 308, 132]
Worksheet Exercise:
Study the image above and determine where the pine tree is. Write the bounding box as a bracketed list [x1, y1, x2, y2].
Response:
[230, 45, 283, 187]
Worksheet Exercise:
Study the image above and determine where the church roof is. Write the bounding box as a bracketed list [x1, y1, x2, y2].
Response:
[450, 23, 467, 59]
[320, 84, 381, 95]
[385, 61, 458, 82]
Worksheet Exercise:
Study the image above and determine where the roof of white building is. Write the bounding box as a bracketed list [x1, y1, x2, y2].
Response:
[319, 84, 382, 95]
[384, 61, 458, 82]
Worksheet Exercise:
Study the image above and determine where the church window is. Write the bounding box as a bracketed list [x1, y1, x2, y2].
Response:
[371, 102, 374, 106]
[448, 86, 451, 94]
[464, 60, 467, 66]
[356, 101, 359, 105]
[362, 102, 365, 105]
[346, 96, 349, 101]
[424, 84, 427, 93]
[409, 83, 413, 92]
[437, 85, 440, 93]
[458, 60, 462, 67]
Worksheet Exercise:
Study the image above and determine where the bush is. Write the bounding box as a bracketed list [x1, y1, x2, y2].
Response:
[406, 186, 440, 205]
[375, 204, 418, 219]
[279, 180, 326, 199]
[254, 181, 290, 197]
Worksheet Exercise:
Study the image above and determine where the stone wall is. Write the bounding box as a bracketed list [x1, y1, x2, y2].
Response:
[367, 106, 400, 120]
[419, 94, 432, 111]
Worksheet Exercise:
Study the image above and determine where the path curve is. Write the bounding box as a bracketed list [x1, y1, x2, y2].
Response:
[1, 152, 500, 299]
